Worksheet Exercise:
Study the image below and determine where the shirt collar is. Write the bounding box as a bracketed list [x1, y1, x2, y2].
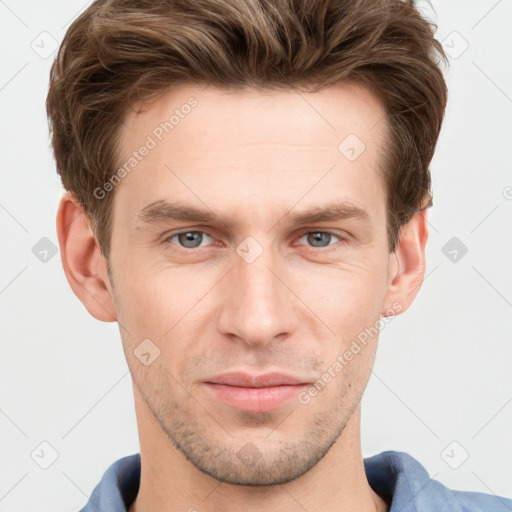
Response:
[82, 450, 469, 512]
[363, 450, 456, 511]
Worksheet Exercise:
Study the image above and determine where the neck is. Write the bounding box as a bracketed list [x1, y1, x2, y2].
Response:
[129, 388, 388, 512]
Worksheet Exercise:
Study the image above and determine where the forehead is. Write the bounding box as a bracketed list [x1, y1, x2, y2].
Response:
[119, 81, 386, 153]
[113, 82, 388, 229]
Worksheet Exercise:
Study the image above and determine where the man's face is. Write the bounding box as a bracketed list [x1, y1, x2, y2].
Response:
[108, 82, 395, 485]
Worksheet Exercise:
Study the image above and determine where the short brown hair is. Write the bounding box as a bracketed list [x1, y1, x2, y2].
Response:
[46, 0, 448, 259]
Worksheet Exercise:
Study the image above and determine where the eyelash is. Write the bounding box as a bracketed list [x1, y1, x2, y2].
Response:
[163, 229, 346, 254]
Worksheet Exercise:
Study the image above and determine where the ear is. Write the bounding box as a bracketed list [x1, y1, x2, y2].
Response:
[381, 209, 429, 317]
[56, 193, 117, 322]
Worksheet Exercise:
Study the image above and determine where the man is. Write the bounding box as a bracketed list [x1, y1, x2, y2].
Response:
[46, 0, 511, 511]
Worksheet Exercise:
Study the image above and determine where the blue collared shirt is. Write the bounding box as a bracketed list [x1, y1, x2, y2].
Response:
[79, 450, 511, 511]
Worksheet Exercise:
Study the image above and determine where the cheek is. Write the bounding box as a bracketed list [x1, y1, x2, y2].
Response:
[113, 264, 219, 354]
[292, 256, 388, 334]
[112, 241, 389, 352]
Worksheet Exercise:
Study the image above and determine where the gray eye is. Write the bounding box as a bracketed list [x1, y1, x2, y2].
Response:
[176, 231, 205, 248]
[306, 232, 335, 248]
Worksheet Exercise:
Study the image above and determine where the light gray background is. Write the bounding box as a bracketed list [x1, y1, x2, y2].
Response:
[1, 1, 511, 511]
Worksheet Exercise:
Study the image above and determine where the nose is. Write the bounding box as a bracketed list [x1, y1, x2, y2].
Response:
[217, 239, 298, 348]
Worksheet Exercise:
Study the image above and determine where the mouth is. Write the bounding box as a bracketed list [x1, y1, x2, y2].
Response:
[203, 372, 310, 413]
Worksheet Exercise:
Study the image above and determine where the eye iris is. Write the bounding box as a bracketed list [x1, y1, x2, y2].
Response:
[174, 232, 334, 249]
[307, 232, 331, 248]
[178, 232, 202, 248]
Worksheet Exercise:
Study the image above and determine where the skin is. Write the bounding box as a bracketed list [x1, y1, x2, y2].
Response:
[57, 82, 428, 512]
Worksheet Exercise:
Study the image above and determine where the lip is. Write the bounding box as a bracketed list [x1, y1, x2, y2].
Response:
[203, 372, 310, 413]
[205, 371, 307, 388]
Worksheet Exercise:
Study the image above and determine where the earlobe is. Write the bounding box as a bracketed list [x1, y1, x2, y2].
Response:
[381, 209, 429, 317]
[56, 193, 117, 322]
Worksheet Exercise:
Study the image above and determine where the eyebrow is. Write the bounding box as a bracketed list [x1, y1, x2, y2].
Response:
[135, 199, 371, 230]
